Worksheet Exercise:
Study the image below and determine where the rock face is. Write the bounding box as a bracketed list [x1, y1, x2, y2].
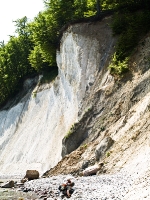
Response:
[44, 32, 150, 181]
[95, 136, 114, 161]
[0, 17, 115, 177]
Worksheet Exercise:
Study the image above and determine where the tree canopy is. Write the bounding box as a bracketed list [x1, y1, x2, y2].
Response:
[0, 0, 150, 106]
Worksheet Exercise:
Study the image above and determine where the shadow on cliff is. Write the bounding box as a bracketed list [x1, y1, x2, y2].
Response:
[0, 76, 39, 151]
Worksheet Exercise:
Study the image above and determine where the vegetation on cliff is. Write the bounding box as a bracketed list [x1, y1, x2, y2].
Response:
[0, 0, 150, 106]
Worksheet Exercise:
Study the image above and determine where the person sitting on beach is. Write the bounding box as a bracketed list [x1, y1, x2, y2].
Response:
[58, 178, 75, 198]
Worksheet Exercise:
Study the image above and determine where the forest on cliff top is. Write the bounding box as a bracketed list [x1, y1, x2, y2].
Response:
[0, 0, 150, 107]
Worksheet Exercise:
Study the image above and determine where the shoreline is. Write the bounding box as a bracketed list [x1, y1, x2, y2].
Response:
[0, 178, 38, 200]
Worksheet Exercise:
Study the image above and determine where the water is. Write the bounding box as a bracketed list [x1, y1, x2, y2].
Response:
[0, 179, 38, 200]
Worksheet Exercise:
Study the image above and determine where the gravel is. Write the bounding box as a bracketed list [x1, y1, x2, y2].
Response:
[23, 170, 150, 200]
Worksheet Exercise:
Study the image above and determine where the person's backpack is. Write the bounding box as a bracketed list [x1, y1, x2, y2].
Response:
[58, 184, 67, 191]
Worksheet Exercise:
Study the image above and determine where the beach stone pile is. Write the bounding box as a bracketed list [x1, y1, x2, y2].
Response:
[23, 170, 150, 200]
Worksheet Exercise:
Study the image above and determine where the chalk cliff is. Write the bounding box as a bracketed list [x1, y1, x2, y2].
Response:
[0, 17, 115, 177]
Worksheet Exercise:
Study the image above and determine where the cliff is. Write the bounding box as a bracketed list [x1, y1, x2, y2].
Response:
[45, 25, 150, 200]
[0, 16, 115, 177]
[0, 15, 150, 191]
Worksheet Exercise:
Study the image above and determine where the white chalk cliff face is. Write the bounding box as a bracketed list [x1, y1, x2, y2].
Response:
[0, 17, 114, 177]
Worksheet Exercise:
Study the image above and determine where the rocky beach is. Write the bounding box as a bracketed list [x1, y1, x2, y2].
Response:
[1, 168, 149, 200]
[23, 170, 150, 200]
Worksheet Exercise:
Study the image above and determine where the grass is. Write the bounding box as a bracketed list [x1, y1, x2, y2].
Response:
[106, 151, 110, 157]
[65, 124, 75, 139]
[81, 144, 88, 149]
[32, 91, 37, 98]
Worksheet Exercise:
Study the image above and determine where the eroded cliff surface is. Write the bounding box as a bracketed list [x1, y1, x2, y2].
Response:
[0, 17, 115, 177]
[46, 32, 150, 200]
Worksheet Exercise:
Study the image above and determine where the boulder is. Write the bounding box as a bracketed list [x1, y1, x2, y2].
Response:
[24, 170, 39, 180]
[82, 164, 100, 176]
[95, 136, 114, 161]
[1, 180, 14, 188]
[21, 177, 28, 183]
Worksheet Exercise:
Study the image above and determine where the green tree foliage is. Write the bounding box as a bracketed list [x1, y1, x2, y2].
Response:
[0, 17, 34, 106]
[1, 0, 150, 106]
[29, 45, 50, 72]
[28, 0, 98, 71]
[14, 17, 34, 76]
[0, 1, 100, 106]
[101, 0, 150, 10]
[84, 0, 97, 17]
[28, 11, 57, 68]
[111, 0, 150, 59]
[108, 0, 150, 75]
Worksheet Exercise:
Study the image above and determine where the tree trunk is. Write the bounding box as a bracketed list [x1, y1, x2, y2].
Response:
[96, 0, 101, 18]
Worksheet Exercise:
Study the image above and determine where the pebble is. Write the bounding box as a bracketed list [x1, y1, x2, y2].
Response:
[22, 170, 150, 200]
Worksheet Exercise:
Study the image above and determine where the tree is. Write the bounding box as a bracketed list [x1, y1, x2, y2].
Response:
[28, 45, 50, 72]
[0, 40, 5, 48]
[0, 17, 35, 106]
[13, 17, 34, 75]
[96, 0, 101, 17]
[0, 0, 117, 106]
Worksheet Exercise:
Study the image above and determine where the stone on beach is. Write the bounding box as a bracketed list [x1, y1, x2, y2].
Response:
[1, 180, 14, 188]
[82, 164, 100, 176]
[24, 170, 39, 181]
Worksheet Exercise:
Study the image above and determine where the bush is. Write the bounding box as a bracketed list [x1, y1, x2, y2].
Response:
[65, 124, 75, 139]
[109, 53, 129, 75]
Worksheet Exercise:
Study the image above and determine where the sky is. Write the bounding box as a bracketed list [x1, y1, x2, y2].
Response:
[0, 0, 45, 42]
